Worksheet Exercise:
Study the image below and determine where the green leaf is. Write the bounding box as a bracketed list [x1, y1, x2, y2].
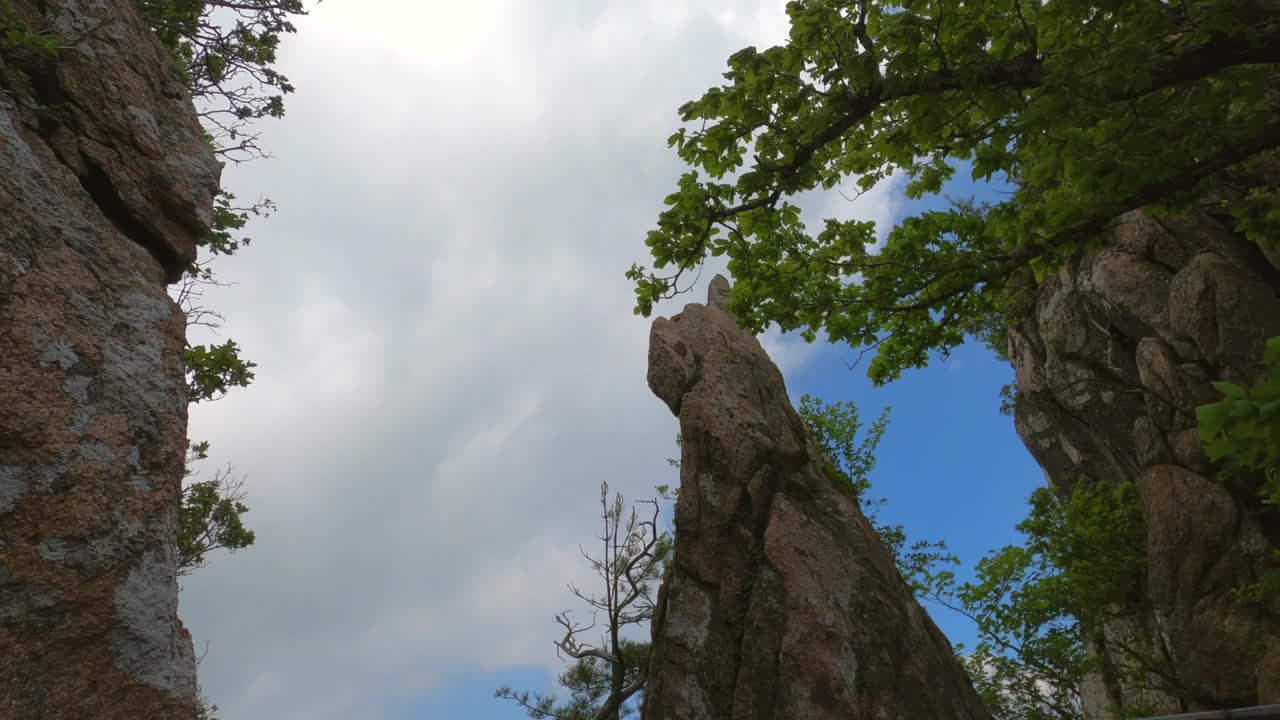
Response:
[631, 0, 1280, 384]
[1196, 402, 1229, 442]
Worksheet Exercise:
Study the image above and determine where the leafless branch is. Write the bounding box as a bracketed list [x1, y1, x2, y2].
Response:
[502, 482, 668, 720]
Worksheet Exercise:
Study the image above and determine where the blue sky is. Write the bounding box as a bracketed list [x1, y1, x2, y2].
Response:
[177, 2, 1044, 718]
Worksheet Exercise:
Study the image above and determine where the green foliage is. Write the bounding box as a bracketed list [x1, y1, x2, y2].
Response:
[179, 442, 255, 576]
[135, 0, 305, 160]
[1197, 336, 1280, 600]
[178, 476, 254, 575]
[132, 0, 300, 267]
[998, 384, 1019, 417]
[799, 393, 887, 498]
[185, 340, 257, 403]
[137, 0, 305, 422]
[0, 3, 59, 59]
[177, 191, 272, 413]
[151, 2, 289, 575]
[923, 480, 1150, 720]
[1198, 336, 1280, 503]
[631, 0, 1280, 384]
[797, 394, 955, 594]
[200, 192, 276, 265]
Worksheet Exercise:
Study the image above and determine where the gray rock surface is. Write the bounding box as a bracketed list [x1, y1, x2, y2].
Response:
[0, 1, 218, 716]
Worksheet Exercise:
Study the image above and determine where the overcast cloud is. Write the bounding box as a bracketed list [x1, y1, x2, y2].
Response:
[179, 2, 903, 717]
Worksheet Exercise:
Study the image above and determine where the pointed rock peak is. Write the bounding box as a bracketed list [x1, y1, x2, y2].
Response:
[707, 274, 731, 311]
[642, 270, 990, 720]
[646, 273, 764, 418]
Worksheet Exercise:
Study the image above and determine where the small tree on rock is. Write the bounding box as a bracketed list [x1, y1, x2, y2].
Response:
[178, 441, 256, 576]
[497, 483, 670, 720]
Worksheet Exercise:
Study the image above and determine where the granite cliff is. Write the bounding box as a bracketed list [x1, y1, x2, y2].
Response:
[643, 276, 990, 720]
[1010, 207, 1280, 715]
[0, 0, 220, 716]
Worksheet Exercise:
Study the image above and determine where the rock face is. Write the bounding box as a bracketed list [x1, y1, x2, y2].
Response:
[643, 276, 990, 720]
[1010, 209, 1280, 714]
[0, 1, 220, 717]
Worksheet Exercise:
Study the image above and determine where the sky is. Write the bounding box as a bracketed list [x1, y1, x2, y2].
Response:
[178, 2, 1044, 718]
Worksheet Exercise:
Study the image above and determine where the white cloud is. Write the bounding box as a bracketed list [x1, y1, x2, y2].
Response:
[179, 1, 899, 718]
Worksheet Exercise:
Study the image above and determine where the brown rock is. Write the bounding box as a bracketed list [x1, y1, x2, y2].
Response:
[643, 276, 989, 720]
[1078, 247, 1173, 336]
[1167, 428, 1210, 472]
[1011, 206, 1280, 713]
[1133, 417, 1173, 467]
[1135, 337, 1219, 431]
[1167, 253, 1280, 375]
[0, 1, 218, 717]
[1138, 465, 1274, 707]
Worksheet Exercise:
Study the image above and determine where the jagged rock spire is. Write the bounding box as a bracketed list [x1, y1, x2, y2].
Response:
[643, 275, 989, 719]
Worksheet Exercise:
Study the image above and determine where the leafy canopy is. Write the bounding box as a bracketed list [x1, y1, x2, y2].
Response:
[1198, 336, 1280, 506]
[630, 0, 1280, 383]
[798, 394, 956, 591]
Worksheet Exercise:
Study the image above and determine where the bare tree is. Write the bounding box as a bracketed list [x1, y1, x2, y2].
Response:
[496, 482, 670, 720]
